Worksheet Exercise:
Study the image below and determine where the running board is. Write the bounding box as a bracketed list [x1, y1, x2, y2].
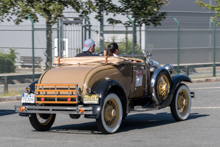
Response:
[133, 104, 159, 112]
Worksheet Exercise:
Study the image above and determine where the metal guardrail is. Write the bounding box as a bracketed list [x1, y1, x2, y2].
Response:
[172, 62, 220, 76]
[0, 73, 42, 94]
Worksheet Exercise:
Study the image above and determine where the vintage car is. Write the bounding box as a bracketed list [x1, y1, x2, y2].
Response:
[15, 54, 194, 134]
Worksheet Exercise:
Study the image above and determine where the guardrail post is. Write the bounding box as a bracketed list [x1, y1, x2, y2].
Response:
[125, 26, 128, 53]
[59, 18, 63, 57]
[173, 17, 180, 75]
[57, 18, 60, 57]
[83, 15, 91, 38]
[4, 76, 8, 94]
[209, 18, 216, 77]
[99, 6, 104, 53]
[127, 16, 135, 54]
[186, 66, 189, 77]
[26, 14, 35, 81]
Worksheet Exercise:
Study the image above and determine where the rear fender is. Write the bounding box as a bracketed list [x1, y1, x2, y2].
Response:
[29, 80, 39, 93]
[159, 75, 191, 109]
[92, 80, 127, 119]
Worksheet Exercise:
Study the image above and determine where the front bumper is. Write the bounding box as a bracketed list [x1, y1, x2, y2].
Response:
[15, 105, 93, 115]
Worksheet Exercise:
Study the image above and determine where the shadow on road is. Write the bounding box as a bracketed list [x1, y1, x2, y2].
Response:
[118, 112, 208, 133]
[45, 112, 209, 135]
[0, 109, 16, 117]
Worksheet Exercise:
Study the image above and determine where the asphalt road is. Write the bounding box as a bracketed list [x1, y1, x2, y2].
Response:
[0, 82, 220, 147]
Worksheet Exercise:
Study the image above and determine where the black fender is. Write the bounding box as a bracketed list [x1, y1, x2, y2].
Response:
[29, 80, 39, 93]
[92, 80, 127, 119]
[159, 75, 191, 109]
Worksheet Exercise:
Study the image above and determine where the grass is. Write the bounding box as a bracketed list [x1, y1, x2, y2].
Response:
[0, 90, 21, 97]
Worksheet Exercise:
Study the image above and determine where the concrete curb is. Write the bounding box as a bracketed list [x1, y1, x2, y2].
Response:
[0, 77, 220, 102]
[191, 77, 220, 83]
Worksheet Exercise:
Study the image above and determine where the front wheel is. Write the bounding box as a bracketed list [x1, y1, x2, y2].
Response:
[29, 114, 56, 131]
[96, 93, 123, 134]
[170, 84, 191, 121]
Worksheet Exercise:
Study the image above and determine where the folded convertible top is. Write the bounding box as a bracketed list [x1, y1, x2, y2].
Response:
[53, 56, 144, 66]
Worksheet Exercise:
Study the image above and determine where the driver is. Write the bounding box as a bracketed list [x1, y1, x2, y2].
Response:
[76, 39, 98, 57]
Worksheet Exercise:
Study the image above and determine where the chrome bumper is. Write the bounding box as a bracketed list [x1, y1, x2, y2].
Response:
[15, 105, 93, 114]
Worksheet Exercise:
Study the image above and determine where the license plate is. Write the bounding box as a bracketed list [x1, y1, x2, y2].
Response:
[21, 93, 35, 103]
[83, 94, 99, 104]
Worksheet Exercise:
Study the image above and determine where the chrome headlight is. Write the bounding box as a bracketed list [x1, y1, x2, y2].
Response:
[147, 60, 161, 72]
[164, 64, 173, 74]
[147, 60, 160, 67]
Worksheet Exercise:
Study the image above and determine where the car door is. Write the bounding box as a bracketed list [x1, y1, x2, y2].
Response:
[129, 63, 148, 98]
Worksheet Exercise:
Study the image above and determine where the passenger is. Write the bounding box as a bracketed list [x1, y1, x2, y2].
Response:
[104, 43, 119, 63]
[104, 43, 137, 63]
[76, 39, 98, 57]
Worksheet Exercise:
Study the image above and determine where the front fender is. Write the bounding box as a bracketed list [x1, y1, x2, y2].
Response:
[151, 67, 171, 104]
[92, 80, 127, 119]
[159, 75, 191, 109]
[151, 67, 171, 88]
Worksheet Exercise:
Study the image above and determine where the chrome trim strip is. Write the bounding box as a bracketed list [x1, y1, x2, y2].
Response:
[15, 105, 93, 114]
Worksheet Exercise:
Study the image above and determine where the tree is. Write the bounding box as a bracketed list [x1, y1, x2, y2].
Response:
[84, 0, 169, 53]
[0, 48, 17, 73]
[1, 0, 169, 65]
[196, 0, 220, 25]
[0, 0, 84, 69]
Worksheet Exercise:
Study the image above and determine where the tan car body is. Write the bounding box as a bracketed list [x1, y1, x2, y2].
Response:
[39, 56, 146, 99]
[15, 55, 194, 134]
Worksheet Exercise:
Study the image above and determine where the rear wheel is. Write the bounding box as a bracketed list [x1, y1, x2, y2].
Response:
[29, 114, 56, 131]
[170, 84, 191, 121]
[96, 93, 123, 134]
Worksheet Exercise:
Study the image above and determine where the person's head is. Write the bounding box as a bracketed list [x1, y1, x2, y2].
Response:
[107, 43, 119, 55]
[83, 39, 95, 53]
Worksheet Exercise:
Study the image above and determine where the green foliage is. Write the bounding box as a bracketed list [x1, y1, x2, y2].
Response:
[94, 35, 142, 55]
[85, 0, 169, 26]
[196, 0, 220, 25]
[81, 0, 169, 26]
[0, 48, 17, 73]
[118, 37, 142, 55]
[0, 0, 83, 25]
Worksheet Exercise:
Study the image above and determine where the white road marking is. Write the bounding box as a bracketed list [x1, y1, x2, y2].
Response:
[190, 87, 220, 90]
[192, 107, 220, 109]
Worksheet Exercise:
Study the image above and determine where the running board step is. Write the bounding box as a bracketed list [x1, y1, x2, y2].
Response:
[134, 105, 159, 111]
